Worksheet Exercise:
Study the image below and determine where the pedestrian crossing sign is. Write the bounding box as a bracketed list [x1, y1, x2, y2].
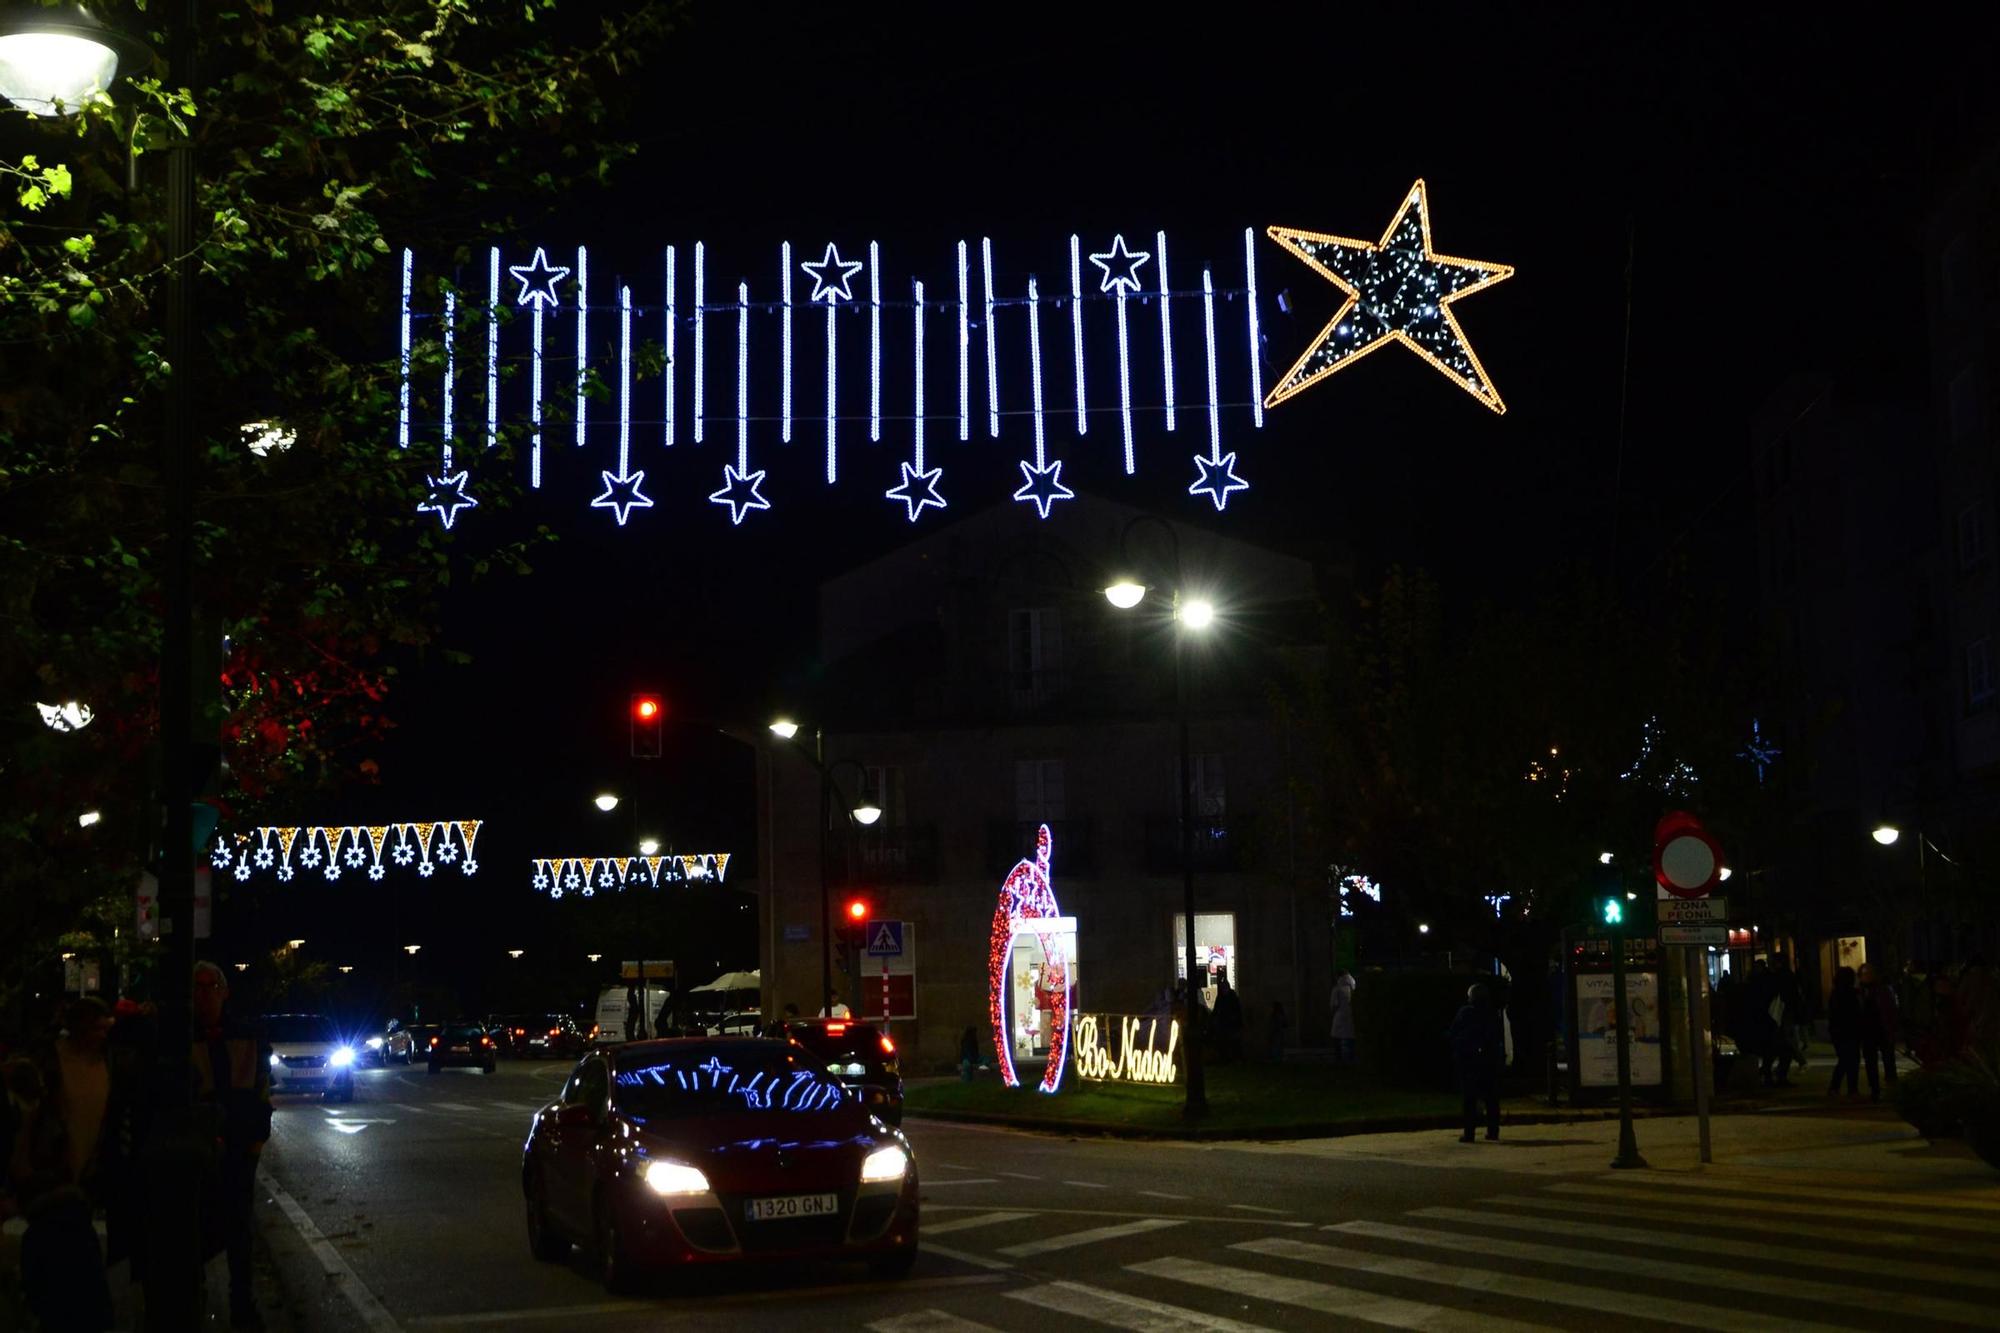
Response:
[864, 919, 904, 957]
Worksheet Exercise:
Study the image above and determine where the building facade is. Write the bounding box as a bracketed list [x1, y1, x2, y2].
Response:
[759, 497, 1330, 1072]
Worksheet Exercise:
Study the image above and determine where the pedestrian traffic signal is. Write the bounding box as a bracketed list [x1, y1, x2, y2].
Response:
[1600, 896, 1624, 927]
[630, 693, 663, 758]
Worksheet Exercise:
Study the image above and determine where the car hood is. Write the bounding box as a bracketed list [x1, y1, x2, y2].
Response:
[268, 1040, 341, 1057]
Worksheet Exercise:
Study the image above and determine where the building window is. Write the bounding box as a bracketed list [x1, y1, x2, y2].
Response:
[1009, 608, 1064, 707]
[1968, 638, 1995, 712]
[1176, 752, 1227, 819]
[1015, 758, 1066, 824]
[1960, 503, 1992, 572]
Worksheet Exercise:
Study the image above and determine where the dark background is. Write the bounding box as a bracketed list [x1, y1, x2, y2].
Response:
[233, 6, 2000, 1019]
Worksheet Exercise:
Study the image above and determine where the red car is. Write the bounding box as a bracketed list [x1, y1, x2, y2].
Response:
[521, 1038, 919, 1292]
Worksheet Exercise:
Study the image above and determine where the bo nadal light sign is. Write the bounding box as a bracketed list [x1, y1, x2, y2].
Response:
[397, 181, 1511, 530]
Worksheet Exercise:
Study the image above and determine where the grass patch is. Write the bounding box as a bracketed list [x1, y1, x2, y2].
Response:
[904, 1062, 1456, 1135]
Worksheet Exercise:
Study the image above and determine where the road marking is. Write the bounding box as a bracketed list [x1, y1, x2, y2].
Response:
[1061, 1180, 1108, 1190]
[1334, 1218, 1999, 1326]
[999, 1218, 1184, 1257]
[1618, 1169, 2000, 1215]
[388, 1102, 429, 1113]
[1131, 1257, 1555, 1333]
[1233, 1236, 1852, 1333]
[1547, 1181, 2000, 1237]
[926, 1205, 1311, 1228]
[1137, 1190, 1187, 1201]
[329, 1121, 394, 1135]
[431, 1101, 479, 1113]
[925, 1211, 1034, 1236]
[923, 1242, 1015, 1271]
[406, 1278, 1003, 1325]
[994, 1171, 1041, 1180]
[937, 1161, 977, 1171]
[1224, 1204, 1288, 1215]
[1484, 1194, 2000, 1261]
[923, 1178, 1001, 1188]
[260, 1170, 401, 1332]
[1416, 1204, 2000, 1290]
[868, 1313, 996, 1332]
[1009, 1279, 1279, 1331]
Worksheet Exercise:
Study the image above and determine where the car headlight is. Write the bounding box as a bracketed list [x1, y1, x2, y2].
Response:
[642, 1161, 711, 1196]
[329, 1046, 355, 1069]
[268, 1053, 283, 1067]
[860, 1145, 907, 1183]
[364, 1037, 384, 1050]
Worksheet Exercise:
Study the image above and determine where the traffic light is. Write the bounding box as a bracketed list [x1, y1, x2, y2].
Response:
[630, 693, 663, 758]
[1600, 896, 1624, 928]
[840, 897, 871, 946]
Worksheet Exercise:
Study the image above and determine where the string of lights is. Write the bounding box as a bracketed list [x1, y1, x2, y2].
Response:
[212, 820, 482, 883]
[533, 852, 732, 898]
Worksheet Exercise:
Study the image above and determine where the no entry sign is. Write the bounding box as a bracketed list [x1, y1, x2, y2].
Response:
[1654, 811, 1723, 899]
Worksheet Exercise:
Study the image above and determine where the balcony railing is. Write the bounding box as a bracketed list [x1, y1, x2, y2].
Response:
[854, 824, 938, 883]
[989, 818, 1096, 877]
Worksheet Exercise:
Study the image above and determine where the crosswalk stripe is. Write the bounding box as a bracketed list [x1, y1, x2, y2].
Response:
[1482, 1194, 2000, 1262]
[432, 1101, 478, 1112]
[1619, 1169, 2000, 1215]
[925, 1211, 1034, 1236]
[1338, 1218, 1997, 1325]
[1130, 1257, 1556, 1333]
[1231, 1236, 1851, 1333]
[923, 1242, 1015, 1271]
[1420, 1204, 2000, 1290]
[1008, 1278, 1279, 1331]
[868, 1312, 998, 1332]
[924, 1179, 1002, 1188]
[1548, 1181, 2000, 1238]
[999, 1219, 1185, 1257]
[388, 1102, 428, 1113]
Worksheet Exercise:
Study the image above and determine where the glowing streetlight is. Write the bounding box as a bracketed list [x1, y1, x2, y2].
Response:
[1719, 866, 1733, 882]
[1598, 851, 1615, 865]
[1103, 580, 1147, 610]
[507, 949, 525, 959]
[36, 701, 93, 732]
[594, 793, 620, 813]
[403, 944, 421, 956]
[1178, 598, 1216, 629]
[1871, 825, 1901, 847]
[287, 939, 305, 951]
[768, 718, 800, 740]
[338, 965, 354, 974]
[853, 803, 883, 826]
[240, 421, 295, 456]
[1417, 922, 1431, 935]
[77, 810, 102, 828]
[638, 838, 660, 856]
[233, 963, 249, 972]
[0, 7, 152, 118]
[586, 953, 603, 963]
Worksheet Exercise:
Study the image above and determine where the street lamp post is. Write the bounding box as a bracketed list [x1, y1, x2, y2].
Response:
[1105, 516, 1212, 1119]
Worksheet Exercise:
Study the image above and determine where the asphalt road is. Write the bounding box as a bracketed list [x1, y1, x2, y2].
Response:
[253, 1061, 2000, 1331]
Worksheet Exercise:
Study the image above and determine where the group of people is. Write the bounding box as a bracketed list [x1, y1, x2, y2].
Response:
[1, 962, 272, 1331]
[1718, 954, 1917, 1100]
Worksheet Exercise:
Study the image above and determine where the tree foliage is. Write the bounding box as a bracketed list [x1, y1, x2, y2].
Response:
[0, 0, 679, 1009]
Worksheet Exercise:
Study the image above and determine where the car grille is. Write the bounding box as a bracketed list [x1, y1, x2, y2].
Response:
[849, 1193, 898, 1239]
[280, 1056, 325, 1069]
[670, 1207, 735, 1253]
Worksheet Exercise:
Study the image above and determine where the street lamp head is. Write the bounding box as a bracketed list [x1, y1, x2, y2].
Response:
[287, 939, 305, 951]
[403, 944, 421, 955]
[1103, 581, 1147, 610]
[507, 949, 525, 959]
[0, 5, 153, 117]
[1719, 866, 1733, 881]
[594, 793, 620, 813]
[233, 963, 249, 972]
[768, 718, 800, 740]
[586, 953, 603, 963]
[338, 965, 354, 974]
[1417, 922, 1431, 935]
[1598, 851, 1615, 865]
[1871, 824, 1901, 846]
[637, 838, 660, 856]
[77, 809, 101, 828]
[1178, 598, 1216, 630]
[852, 803, 883, 826]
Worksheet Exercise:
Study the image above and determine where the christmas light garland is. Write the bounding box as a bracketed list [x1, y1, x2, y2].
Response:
[211, 820, 482, 883]
[531, 853, 732, 898]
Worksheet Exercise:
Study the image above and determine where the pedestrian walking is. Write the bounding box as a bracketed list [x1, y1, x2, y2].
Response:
[1826, 965, 1862, 1098]
[1748, 959, 1790, 1087]
[1447, 984, 1505, 1143]
[190, 961, 274, 1330]
[1212, 976, 1244, 1062]
[1773, 958, 1807, 1078]
[1329, 971, 1357, 1063]
[1857, 963, 1899, 1101]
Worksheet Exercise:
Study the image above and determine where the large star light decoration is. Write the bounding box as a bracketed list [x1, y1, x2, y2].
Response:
[885, 460, 947, 521]
[708, 463, 770, 525]
[1087, 234, 1150, 294]
[800, 243, 865, 304]
[507, 248, 571, 310]
[1012, 459, 1074, 519]
[417, 470, 478, 529]
[1265, 180, 1513, 414]
[1189, 451, 1249, 511]
[590, 469, 654, 526]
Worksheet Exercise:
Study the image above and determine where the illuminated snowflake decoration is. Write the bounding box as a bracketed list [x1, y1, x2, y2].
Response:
[344, 846, 366, 868]
[533, 868, 550, 891]
[563, 869, 581, 891]
[253, 846, 274, 869]
[462, 859, 478, 876]
[277, 865, 294, 883]
[212, 843, 235, 869]
[233, 860, 251, 881]
[393, 843, 414, 866]
[418, 862, 434, 878]
[437, 843, 458, 865]
[323, 864, 341, 882]
[369, 865, 385, 881]
[300, 846, 322, 869]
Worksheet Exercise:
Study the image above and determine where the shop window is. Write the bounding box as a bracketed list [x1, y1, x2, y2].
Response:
[1171, 911, 1238, 1011]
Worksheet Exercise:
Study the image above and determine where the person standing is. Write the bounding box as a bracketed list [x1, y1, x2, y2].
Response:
[1447, 984, 1505, 1143]
[1858, 963, 1899, 1101]
[1747, 959, 1788, 1087]
[189, 961, 272, 1330]
[1773, 958, 1806, 1079]
[1826, 965, 1862, 1098]
[1212, 977, 1244, 1063]
[1330, 971, 1357, 1064]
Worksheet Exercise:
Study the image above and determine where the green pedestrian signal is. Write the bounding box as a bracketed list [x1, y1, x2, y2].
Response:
[1601, 897, 1624, 926]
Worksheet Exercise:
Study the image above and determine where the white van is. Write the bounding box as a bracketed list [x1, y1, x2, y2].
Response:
[592, 984, 674, 1044]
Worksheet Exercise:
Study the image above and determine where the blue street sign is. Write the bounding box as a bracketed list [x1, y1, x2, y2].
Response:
[864, 919, 904, 957]
[783, 924, 809, 943]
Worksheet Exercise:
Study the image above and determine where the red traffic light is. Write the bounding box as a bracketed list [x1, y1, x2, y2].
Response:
[633, 696, 661, 720]
[845, 899, 869, 922]
[630, 692, 664, 759]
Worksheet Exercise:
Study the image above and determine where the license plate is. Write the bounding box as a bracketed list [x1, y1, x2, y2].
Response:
[450, 1046, 470, 1053]
[745, 1193, 838, 1222]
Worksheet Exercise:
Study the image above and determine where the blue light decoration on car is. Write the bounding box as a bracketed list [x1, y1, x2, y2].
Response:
[613, 1055, 847, 1115]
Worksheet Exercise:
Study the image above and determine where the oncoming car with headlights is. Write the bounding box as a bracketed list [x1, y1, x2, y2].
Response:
[521, 1039, 918, 1291]
[262, 1013, 356, 1102]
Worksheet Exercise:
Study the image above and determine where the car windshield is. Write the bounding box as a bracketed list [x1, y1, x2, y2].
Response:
[442, 1025, 485, 1041]
[613, 1046, 849, 1119]
[785, 1023, 883, 1063]
[264, 1016, 335, 1044]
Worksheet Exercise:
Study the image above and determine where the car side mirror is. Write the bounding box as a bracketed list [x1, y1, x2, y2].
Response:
[556, 1103, 598, 1130]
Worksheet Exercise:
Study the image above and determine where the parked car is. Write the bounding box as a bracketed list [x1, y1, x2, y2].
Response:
[427, 1022, 498, 1074]
[407, 1023, 442, 1057]
[776, 1018, 903, 1125]
[705, 1011, 764, 1039]
[521, 1038, 918, 1290]
[361, 1019, 415, 1066]
[514, 1013, 587, 1060]
[263, 1013, 356, 1102]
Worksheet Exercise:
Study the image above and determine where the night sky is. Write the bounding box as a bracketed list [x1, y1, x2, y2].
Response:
[245, 7, 2000, 1013]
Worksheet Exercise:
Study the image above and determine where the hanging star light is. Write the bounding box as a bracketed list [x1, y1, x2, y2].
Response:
[800, 242, 864, 304]
[507, 247, 570, 310]
[1266, 179, 1513, 414]
[591, 470, 654, 525]
[1013, 460, 1074, 520]
[1738, 719, 1783, 786]
[709, 463, 769, 525]
[417, 470, 477, 530]
[1188, 452, 1249, 511]
[886, 460, 947, 521]
[1087, 234, 1151, 294]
